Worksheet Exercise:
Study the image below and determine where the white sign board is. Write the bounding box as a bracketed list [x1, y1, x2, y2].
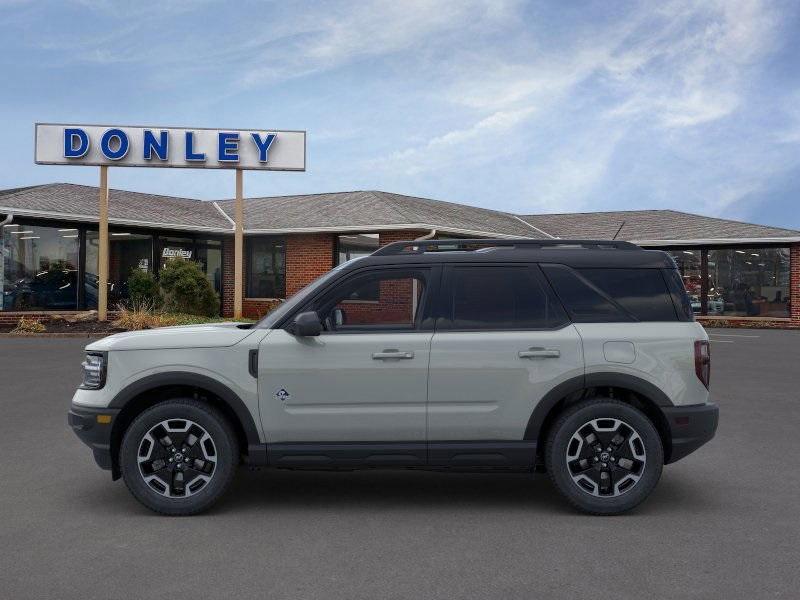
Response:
[34, 123, 306, 171]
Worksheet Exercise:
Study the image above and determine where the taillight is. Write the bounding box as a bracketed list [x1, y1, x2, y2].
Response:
[694, 340, 710, 389]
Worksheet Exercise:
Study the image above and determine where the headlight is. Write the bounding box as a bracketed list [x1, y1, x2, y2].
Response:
[80, 353, 107, 390]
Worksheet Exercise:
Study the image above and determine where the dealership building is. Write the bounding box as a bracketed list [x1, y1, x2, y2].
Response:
[1, 182, 798, 328]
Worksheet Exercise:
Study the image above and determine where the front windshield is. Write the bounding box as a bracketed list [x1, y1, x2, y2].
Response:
[255, 260, 356, 329]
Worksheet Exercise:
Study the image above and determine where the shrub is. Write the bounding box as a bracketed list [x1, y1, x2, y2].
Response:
[11, 316, 46, 334]
[113, 302, 184, 330]
[127, 269, 162, 308]
[158, 259, 219, 317]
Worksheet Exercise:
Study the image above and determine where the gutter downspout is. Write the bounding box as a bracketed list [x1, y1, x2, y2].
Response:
[414, 228, 437, 241]
[0, 213, 11, 226]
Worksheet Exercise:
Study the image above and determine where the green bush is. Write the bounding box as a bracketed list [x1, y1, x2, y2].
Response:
[158, 259, 219, 317]
[127, 269, 162, 308]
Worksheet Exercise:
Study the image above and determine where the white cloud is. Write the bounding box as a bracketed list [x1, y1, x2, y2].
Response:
[377, 106, 535, 175]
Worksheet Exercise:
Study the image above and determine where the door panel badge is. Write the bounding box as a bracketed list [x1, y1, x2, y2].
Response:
[275, 388, 291, 402]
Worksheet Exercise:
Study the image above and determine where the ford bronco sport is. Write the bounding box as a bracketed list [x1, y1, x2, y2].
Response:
[69, 239, 718, 515]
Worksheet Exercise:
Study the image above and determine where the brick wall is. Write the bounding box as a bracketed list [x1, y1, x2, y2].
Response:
[791, 243, 800, 324]
[221, 237, 235, 318]
[379, 230, 431, 247]
[285, 233, 335, 297]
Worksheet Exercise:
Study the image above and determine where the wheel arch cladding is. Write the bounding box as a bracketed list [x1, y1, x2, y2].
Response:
[108, 372, 260, 480]
[525, 373, 674, 465]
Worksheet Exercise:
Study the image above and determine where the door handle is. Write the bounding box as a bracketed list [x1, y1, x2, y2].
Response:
[372, 350, 415, 360]
[518, 348, 560, 359]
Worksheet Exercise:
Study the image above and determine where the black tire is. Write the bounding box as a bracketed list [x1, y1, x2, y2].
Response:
[120, 398, 239, 516]
[545, 398, 663, 515]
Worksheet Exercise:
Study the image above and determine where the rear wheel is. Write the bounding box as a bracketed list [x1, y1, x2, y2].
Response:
[546, 398, 663, 515]
[120, 399, 238, 515]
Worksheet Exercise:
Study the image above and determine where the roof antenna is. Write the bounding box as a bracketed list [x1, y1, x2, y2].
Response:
[612, 220, 626, 240]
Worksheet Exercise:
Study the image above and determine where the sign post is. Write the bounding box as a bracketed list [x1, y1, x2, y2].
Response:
[234, 169, 244, 319]
[98, 166, 109, 321]
[34, 124, 306, 321]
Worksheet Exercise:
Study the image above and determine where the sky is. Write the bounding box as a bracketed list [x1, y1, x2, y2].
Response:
[1, 0, 799, 229]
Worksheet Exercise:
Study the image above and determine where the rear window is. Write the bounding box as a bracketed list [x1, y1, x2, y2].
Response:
[541, 265, 678, 322]
[540, 264, 630, 322]
[578, 268, 678, 321]
[662, 268, 694, 321]
[445, 266, 568, 330]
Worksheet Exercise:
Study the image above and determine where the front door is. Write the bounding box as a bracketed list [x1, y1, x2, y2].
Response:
[258, 266, 438, 465]
[427, 264, 584, 466]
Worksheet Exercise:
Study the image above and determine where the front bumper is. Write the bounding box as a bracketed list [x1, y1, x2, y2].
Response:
[663, 402, 719, 464]
[68, 404, 120, 471]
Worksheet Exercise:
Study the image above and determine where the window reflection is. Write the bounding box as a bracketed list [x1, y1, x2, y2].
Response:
[1, 224, 80, 310]
[337, 233, 379, 264]
[707, 248, 790, 318]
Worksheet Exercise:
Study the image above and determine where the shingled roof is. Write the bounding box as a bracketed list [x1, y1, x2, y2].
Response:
[1, 183, 798, 243]
[519, 210, 800, 244]
[0, 183, 231, 232]
[215, 190, 544, 238]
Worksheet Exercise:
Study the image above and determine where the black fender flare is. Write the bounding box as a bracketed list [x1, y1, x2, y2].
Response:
[108, 371, 261, 446]
[523, 372, 673, 441]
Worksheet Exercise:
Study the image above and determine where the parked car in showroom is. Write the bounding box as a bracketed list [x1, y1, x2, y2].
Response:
[69, 239, 718, 515]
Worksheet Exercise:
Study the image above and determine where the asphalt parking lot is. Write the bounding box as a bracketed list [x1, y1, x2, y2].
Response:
[1, 328, 798, 599]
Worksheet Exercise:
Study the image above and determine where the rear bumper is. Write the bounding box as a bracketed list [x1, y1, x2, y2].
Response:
[663, 402, 719, 464]
[68, 404, 120, 471]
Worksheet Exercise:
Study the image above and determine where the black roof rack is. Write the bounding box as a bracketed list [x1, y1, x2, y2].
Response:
[372, 238, 640, 256]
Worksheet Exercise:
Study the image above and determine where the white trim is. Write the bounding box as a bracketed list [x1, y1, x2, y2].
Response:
[633, 237, 800, 246]
[212, 201, 236, 229]
[511, 214, 557, 238]
[0, 206, 230, 233]
[242, 223, 533, 239]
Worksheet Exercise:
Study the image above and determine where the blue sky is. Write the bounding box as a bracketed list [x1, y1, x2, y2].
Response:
[1, 0, 799, 228]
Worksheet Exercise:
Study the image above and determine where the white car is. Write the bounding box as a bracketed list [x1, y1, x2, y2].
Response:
[69, 239, 718, 516]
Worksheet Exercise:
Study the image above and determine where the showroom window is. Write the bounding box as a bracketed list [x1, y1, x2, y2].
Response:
[336, 233, 379, 264]
[85, 230, 154, 309]
[666, 249, 704, 315]
[246, 237, 285, 298]
[1, 223, 80, 310]
[196, 240, 223, 295]
[706, 247, 790, 318]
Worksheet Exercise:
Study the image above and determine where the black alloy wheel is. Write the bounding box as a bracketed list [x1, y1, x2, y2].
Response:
[120, 399, 238, 515]
[546, 398, 663, 515]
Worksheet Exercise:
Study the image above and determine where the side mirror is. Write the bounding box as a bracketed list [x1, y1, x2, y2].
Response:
[292, 311, 322, 337]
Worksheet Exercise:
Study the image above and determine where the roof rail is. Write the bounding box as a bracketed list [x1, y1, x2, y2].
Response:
[373, 238, 640, 256]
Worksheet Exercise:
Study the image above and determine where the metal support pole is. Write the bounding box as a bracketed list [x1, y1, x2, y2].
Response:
[234, 169, 244, 319]
[98, 166, 109, 321]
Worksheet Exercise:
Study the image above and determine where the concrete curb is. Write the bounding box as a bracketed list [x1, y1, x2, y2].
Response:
[0, 333, 110, 339]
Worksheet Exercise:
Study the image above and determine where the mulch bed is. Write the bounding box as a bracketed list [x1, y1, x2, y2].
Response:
[0, 318, 124, 335]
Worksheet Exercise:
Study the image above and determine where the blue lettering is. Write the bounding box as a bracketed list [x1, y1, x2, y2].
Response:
[64, 128, 89, 158]
[218, 132, 239, 162]
[143, 130, 168, 160]
[251, 133, 276, 162]
[185, 131, 205, 161]
[100, 128, 129, 160]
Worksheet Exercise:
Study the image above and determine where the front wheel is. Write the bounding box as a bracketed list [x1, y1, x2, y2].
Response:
[120, 399, 239, 515]
[546, 398, 663, 515]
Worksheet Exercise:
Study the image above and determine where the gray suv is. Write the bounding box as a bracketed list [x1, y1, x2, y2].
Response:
[69, 239, 718, 515]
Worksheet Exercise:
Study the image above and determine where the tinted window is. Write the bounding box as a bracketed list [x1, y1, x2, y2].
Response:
[662, 268, 694, 321]
[578, 268, 677, 321]
[541, 264, 630, 322]
[446, 266, 567, 330]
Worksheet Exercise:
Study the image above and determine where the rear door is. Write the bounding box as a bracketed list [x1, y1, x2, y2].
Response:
[426, 264, 584, 465]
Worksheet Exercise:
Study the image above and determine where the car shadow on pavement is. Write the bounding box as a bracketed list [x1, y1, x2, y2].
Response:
[70, 466, 717, 517]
